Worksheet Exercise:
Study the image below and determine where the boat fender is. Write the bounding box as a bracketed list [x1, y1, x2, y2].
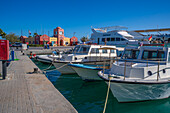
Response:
[30, 52, 32, 56]
[148, 71, 152, 76]
[75, 57, 77, 60]
[33, 54, 36, 58]
[163, 69, 166, 73]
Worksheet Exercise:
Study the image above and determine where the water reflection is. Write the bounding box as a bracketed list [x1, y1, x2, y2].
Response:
[33, 59, 170, 113]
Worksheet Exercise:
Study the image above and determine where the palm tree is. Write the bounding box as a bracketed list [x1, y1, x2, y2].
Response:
[80, 36, 89, 42]
[0, 28, 6, 38]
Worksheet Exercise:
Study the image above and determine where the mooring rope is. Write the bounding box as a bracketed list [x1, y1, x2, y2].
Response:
[41, 58, 55, 71]
[43, 63, 68, 73]
[42, 63, 53, 71]
[103, 74, 111, 113]
[55, 63, 68, 70]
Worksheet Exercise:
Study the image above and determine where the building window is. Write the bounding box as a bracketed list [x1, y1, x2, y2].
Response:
[36, 40, 39, 44]
[59, 31, 63, 35]
[55, 31, 57, 35]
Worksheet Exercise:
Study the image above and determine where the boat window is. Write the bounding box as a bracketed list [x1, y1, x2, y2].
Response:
[90, 48, 99, 54]
[121, 38, 126, 41]
[102, 49, 107, 53]
[73, 45, 80, 53]
[124, 36, 133, 40]
[78, 46, 90, 54]
[102, 38, 105, 42]
[116, 38, 120, 41]
[103, 34, 111, 36]
[107, 38, 110, 41]
[158, 51, 165, 59]
[122, 50, 139, 59]
[111, 38, 115, 41]
[110, 49, 115, 53]
[142, 50, 165, 61]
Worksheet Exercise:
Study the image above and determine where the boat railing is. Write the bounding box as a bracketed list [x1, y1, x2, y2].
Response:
[102, 57, 168, 81]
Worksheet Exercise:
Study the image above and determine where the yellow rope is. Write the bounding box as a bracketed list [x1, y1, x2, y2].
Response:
[42, 63, 53, 71]
[43, 63, 68, 73]
[42, 59, 55, 71]
[103, 75, 111, 113]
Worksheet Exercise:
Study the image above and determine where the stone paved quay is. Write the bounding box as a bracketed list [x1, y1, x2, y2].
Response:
[0, 51, 77, 113]
[25, 46, 74, 55]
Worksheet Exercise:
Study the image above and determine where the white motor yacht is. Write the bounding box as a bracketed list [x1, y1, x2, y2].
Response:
[53, 44, 117, 74]
[68, 47, 123, 80]
[98, 45, 170, 102]
[36, 52, 62, 63]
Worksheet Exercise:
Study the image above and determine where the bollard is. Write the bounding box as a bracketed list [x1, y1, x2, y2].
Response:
[33, 68, 38, 73]
[11, 51, 15, 61]
[30, 52, 32, 56]
[2, 61, 7, 79]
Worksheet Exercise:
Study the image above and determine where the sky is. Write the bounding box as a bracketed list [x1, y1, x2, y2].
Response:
[0, 0, 170, 40]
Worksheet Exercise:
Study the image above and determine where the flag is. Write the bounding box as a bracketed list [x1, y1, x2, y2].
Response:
[29, 30, 31, 35]
[140, 42, 143, 46]
[148, 35, 152, 41]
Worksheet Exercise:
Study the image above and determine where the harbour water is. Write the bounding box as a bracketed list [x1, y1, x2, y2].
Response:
[32, 59, 170, 113]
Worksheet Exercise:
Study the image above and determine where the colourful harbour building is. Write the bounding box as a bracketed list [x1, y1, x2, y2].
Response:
[53, 27, 78, 46]
[20, 26, 78, 46]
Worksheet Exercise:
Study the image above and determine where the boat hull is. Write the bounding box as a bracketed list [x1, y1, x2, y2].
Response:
[53, 61, 109, 75]
[71, 66, 102, 81]
[53, 62, 76, 74]
[36, 55, 53, 64]
[107, 82, 170, 102]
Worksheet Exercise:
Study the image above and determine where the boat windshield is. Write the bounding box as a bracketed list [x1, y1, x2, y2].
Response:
[142, 50, 165, 61]
[77, 46, 90, 54]
[73, 45, 90, 54]
[122, 49, 139, 59]
[73, 45, 81, 53]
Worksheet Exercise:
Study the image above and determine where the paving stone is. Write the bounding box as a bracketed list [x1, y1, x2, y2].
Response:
[0, 51, 77, 113]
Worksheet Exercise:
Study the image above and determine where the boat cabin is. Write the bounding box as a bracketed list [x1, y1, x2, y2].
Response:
[62, 44, 117, 62]
[111, 45, 170, 79]
[121, 46, 168, 62]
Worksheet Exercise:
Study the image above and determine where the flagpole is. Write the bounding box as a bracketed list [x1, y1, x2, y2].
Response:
[21, 29, 22, 36]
